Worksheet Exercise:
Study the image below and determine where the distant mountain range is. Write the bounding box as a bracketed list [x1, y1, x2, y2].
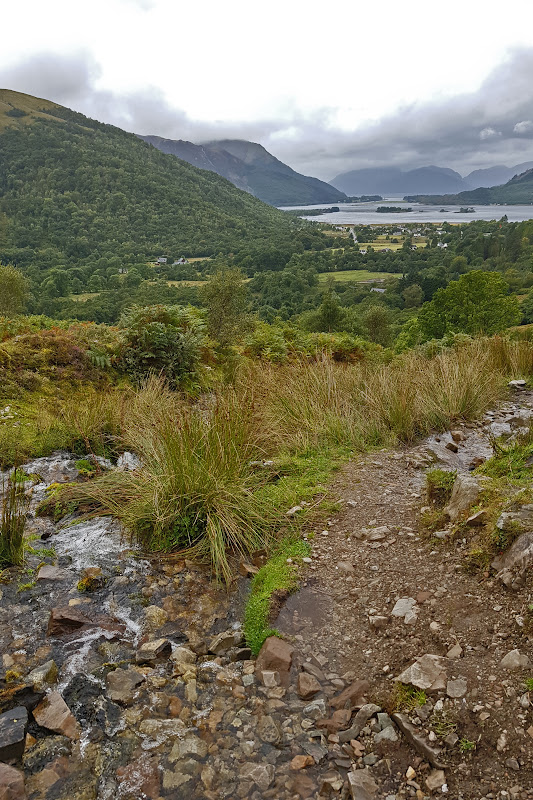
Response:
[330, 162, 533, 197]
[139, 136, 347, 207]
[406, 168, 533, 205]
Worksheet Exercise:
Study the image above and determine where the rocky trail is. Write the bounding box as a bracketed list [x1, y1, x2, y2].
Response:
[1, 391, 533, 799]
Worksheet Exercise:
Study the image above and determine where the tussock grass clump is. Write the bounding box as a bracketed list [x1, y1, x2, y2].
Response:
[426, 469, 456, 506]
[68, 378, 280, 582]
[0, 476, 28, 567]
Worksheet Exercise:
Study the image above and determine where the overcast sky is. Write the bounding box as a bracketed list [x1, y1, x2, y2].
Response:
[3, 0, 533, 180]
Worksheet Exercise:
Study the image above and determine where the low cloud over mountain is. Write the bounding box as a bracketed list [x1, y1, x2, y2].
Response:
[3, 48, 533, 181]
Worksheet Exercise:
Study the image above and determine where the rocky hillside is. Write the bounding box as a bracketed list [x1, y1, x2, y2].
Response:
[330, 166, 467, 197]
[140, 135, 347, 206]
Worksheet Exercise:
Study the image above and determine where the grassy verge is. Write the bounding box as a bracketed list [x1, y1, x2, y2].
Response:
[244, 536, 311, 654]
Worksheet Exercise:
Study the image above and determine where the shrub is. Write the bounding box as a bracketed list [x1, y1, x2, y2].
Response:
[117, 305, 207, 388]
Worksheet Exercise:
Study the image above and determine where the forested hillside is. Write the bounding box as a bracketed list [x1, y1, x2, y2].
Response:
[0, 90, 326, 270]
[406, 168, 533, 204]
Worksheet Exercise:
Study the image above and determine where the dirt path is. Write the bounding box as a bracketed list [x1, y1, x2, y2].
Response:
[275, 399, 533, 799]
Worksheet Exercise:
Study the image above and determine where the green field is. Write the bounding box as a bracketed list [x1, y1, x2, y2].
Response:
[318, 270, 399, 283]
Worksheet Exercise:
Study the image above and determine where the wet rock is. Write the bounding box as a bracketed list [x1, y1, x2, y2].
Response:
[136, 638, 172, 665]
[169, 735, 208, 761]
[0, 685, 44, 715]
[116, 754, 160, 799]
[35, 566, 68, 582]
[391, 597, 418, 624]
[347, 769, 378, 799]
[290, 755, 314, 770]
[331, 679, 369, 710]
[257, 714, 281, 744]
[46, 607, 90, 637]
[509, 380, 527, 389]
[143, 605, 169, 632]
[25, 661, 58, 691]
[450, 430, 464, 442]
[106, 668, 145, 704]
[490, 421, 512, 437]
[32, 693, 80, 740]
[240, 762, 275, 791]
[446, 678, 467, 698]
[444, 475, 480, 522]
[391, 713, 444, 768]
[426, 769, 447, 792]
[20, 453, 78, 484]
[0, 763, 26, 800]
[316, 709, 352, 734]
[338, 703, 381, 743]
[139, 719, 186, 740]
[297, 672, 321, 699]
[77, 566, 104, 592]
[0, 707, 28, 761]
[396, 654, 449, 692]
[500, 649, 531, 670]
[445, 441, 458, 453]
[255, 636, 293, 679]
[208, 629, 242, 655]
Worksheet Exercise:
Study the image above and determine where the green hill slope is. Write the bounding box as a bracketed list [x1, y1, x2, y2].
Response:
[0, 89, 309, 269]
[405, 168, 533, 205]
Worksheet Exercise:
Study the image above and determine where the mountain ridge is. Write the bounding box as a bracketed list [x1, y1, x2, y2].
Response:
[405, 168, 533, 205]
[139, 135, 347, 206]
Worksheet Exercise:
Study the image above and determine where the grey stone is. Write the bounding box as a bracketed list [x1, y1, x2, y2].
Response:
[116, 452, 141, 471]
[500, 649, 531, 670]
[377, 712, 394, 730]
[240, 763, 275, 791]
[36, 565, 68, 581]
[303, 699, 328, 719]
[396, 654, 449, 692]
[391, 597, 418, 624]
[426, 769, 447, 791]
[446, 678, 467, 698]
[444, 475, 480, 521]
[0, 707, 28, 762]
[509, 380, 527, 388]
[445, 731, 459, 747]
[505, 757, 520, 771]
[339, 703, 381, 743]
[347, 769, 379, 800]
[257, 715, 281, 744]
[391, 713, 444, 768]
[492, 531, 533, 573]
[374, 725, 398, 744]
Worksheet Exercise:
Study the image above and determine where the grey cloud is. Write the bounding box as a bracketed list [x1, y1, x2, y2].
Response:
[4, 48, 533, 182]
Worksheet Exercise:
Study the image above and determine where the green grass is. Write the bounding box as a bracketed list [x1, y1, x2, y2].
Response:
[244, 536, 311, 655]
[318, 269, 398, 284]
[0, 476, 28, 567]
[426, 468, 456, 506]
[392, 683, 428, 712]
